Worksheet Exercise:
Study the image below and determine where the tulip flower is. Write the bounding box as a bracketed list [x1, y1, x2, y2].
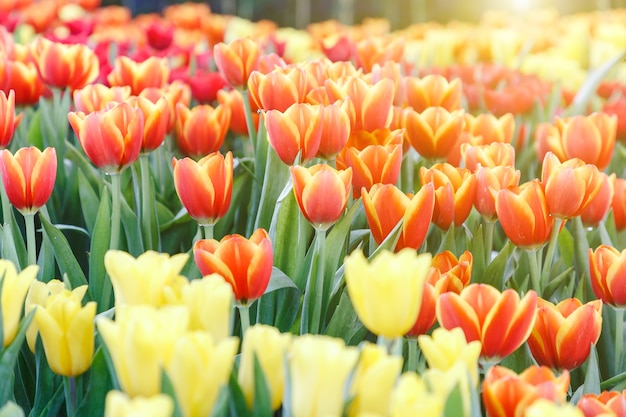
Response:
[354, 36, 405, 73]
[474, 165, 520, 222]
[390, 372, 445, 417]
[525, 399, 585, 417]
[316, 102, 351, 160]
[97, 305, 190, 397]
[580, 173, 614, 227]
[437, 283, 537, 362]
[72, 84, 131, 113]
[193, 228, 273, 306]
[290, 164, 352, 231]
[463, 112, 516, 145]
[345, 249, 431, 338]
[248, 66, 308, 111]
[35, 289, 97, 376]
[173, 152, 233, 227]
[238, 324, 292, 411]
[107, 56, 170, 95]
[527, 298, 602, 370]
[214, 38, 260, 89]
[126, 96, 170, 153]
[461, 142, 516, 172]
[496, 179, 554, 250]
[402, 74, 462, 112]
[403, 107, 465, 161]
[0, 260, 37, 348]
[166, 332, 239, 417]
[361, 183, 435, 252]
[0, 90, 22, 148]
[1, 61, 44, 106]
[577, 390, 626, 416]
[0, 146, 57, 215]
[589, 245, 626, 307]
[68, 101, 144, 175]
[174, 103, 231, 159]
[104, 391, 174, 417]
[289, 334, 359, 417]
[29, 37, 99, 90]
[264, 103, 324, 165]
[613, 177, 626, 231]
[482, 366, 570, 417]
[217, 89, 260, 136]
[140, 80, 192, 133]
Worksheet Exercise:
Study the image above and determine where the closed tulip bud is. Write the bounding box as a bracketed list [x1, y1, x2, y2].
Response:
[72, 84, 132, 113]
[580, 172, 614, 227]
[105, 391, 174, 417]
[289, 334, 359, 417]
[140, 80, 192, 133]
[589, 245, 626, 308]
[126, 96, 170, 153]
[403, 74, 462, 112]
[248, 66, 308, 111]
[0, 90, 22, 148]
[437, 283, 537, 363]
[174, 103, 231, 159]
[527, 298, 602, 371]
[403, 107, 465, 161]
[577, 390, 626, 416]
[68, 102, 144, 175]
[461, 142, 516, 172]
[463, 112, 516, 145]
[35, 290, 97, 376]
[2, 60, 45, 106]
[345, 249, 431, 338]
[214, 38, 260, 89]
[217, 89, 260, 136]
[340, 140, 403, 197]
[431, 250, 473, 293]
[238, 324, 292, 411]
[173, 152, 233, 226]
[474, 165, 520, 222]
[104, 250, 189, 308]
[0, 147, 56, 215]
[354, 36, 404, 73]
[525, 399, 584, 417]
[0, 260, 37, 348]
[166, 332, 238, 417]
[194, 229, 273, 306]
[290, 164, 352, 231]
[107, 56, 170, 95]
[612, 177, 626, 231]
[390, 372, 445, 417]
[97, 305, 190, 397]
[317, 102, 350, 160]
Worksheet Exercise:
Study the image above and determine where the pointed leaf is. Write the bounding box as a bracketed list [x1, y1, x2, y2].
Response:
[75, 347, 112, 417]
[78, 169, 101, 235]
[251, 354, 273, 417]
[0, 310, 35, 405]
[227, 365, 251, 417]
[89, 187, 112, 312]
[265, 267, 298, 294]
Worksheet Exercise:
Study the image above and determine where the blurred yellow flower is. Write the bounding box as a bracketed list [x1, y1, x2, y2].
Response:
[0, 261, 37, 348]
[104, 249, 189, 308]
[290, 334, 359, 417]
[423, 363, 473, 417]
[345, 249, 431, 338]
[166, 332, 239, 417]
[524, 399, 584, 417]
[35, 290, 97, 376]
[97, 305, 189, 397]
[238, 324, 292, 411]
[104, 390, 174, 417]
[390, 372, 444, 417]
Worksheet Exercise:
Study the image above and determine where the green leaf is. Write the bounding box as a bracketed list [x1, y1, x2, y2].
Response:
[0, 310, 35, 405]
[65, 142, 101, 192]
[30, 336, 64, 417]
[89, 187, 112, 312]
[161, 370, 183, 417]
[27, 110, 43, 150]
[227, 366, 251, 417]
[0, 402, 24, 417]
[78, 169, 101, 235]
[39, 214, 89, 294]
[251, 354, 273, 417]
[582, 344, 601, 395]
[210, 385, 230, 417]
[37, 207, 57, 283]
[95, 333, 120, 392]
[557, 225, 574, 270]
[443, 382, 465, 417]
[542, 266, 575, 300]
[475, 241, 514, 290]
[325, 202, 362, 282]
[265, 267, 298, 294]
[119, 192, 144, 257]
[324, 289, 366, 346]
[75, 347, 112, 417]
[254, 146, 290, 232]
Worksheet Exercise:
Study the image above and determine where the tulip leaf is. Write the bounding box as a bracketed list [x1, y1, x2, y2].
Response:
[442, 382, 465, 417]
[89, 187, 112, 312]
[476, 241, 514, 290]
[265, 267, 298, 294]
[0, 210, 28, 271]
[119, 191, 144, 257]
[557, 225, 574, 272]
[0, 310, 35, 405]
[542, 266, 575, 300]
[251, 354, 273, 417]
[210, 385, 230, 417]
[27, 110, 43, 150]
[582, 343, 602, 395]
[65, 142, 102, 193]
[254, 146, 290, 232]
[161, 370, 184, 417]
[78, 169, 101, 235]
[227, 366, 252, 417]
[600, 370, 626, 391]
[324, 289, 366, 346]
[30, 337, 64, 417]
[75, 347, 112, 417]
[95, 333, 120, 392]
[326, 201, 362, 281]
[0, 402, 24, 417]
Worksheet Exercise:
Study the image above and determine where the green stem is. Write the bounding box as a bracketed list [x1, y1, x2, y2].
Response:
[63, 376, 76, 417]
[310, 228, 327, 334]
[241, 89, 257, 155]
[541, 217, 563, 284]
[527, 249, 542, 294]
[407, 337, 419, 372]
[572, 216, 591, 297]
[616, 307, 624, 375]
[110, 174, 122, 250]
[483, 219, 495, 266]
[139, 155, 155, 251]
[202, 224, 214, 240]
[25, 213, 36, 266]
[0, 175, 11, 226]
[238, 304, 251, 337]
[377, 334, 392, 352]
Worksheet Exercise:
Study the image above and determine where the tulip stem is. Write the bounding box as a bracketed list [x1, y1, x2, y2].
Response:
[407, 337, 419, 372]
[63, 376, 76, 417]
[0, 175, 11, 226]
[483, 219, 495, 266]
[616, 307, 624, 374]
[202, 224, 214, 240]
[241, 90, 257, 155]
[139, 154, 156, 251]
[527, 248, 542, 294]
[25, 213, 36, 266]
[310, 228, 327, 334]
[541, 218, 563, 285]
[110, 174, 122, 251]
[238, 304, 251, 337]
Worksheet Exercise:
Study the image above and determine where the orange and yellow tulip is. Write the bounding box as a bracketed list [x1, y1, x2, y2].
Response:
[0, 60, 45, 106]
[402, 74, 462, 112]
[0, 90, 22, 148]
[72, 84, 131, 114]
[589, 245, 626, 308]
[213, 38, 259, 89]
[174, 102, 231, 158]
[316, 102, 350, 160]
[527, 298, 602, 370]
[463, 112, 515, 145]
[612, 177, 626, 231]
[248, 66, 308, 112]
[290, 164, 352, 231]
[107, 56, 170, 96]
[139, 80, 191, 133]
[0, 147, 56, 215]
[474, 165, 520, 222]
[580, 173, 614, 227]
[495, 179, 554, 250]
[436, 283, 537, 362]
[403, 107, 465, 161]
[194, 229, 273, 305]
[172, 152, 233, 226]
[461, 142, 516, 172]
[577, 390, 626, 416]
[353, 36, 404, 73]
[126, 96, 170, 153]
[217, 89, 260, 136]
[68, 102, 144, 174]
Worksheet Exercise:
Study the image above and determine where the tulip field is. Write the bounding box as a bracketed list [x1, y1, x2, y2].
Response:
[4, 0, 626, 416]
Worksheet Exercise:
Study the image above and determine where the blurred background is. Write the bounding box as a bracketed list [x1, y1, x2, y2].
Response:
[102, 0, 626, 28]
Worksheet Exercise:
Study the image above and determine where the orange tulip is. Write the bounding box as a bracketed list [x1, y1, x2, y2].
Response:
[217, 89, 260, 136]
[613, 177, 626, 231]
[589, 245, 626, 308]
[495, 180, 554, 250]
[474, 166, 520, 222]
[353, 36, 404, 73]
[68, 102, 144, 174]
[193, 229, 273, 305]
[580, 173, 614, 227]
[0, 90, 22, 148]
[175, 103, 231, 158]
[578, 390, 626, 417]
[72, 84, 131, 113]
[541, 152, 605, 219]
[248, 66, 308, 112]
[535, 113, 617, 170]
[402, 74, 462, 112]
[419, 163, 477, 230]
[437, 283, 537, 361]
[0, 147, 56, 215]
[482, 366, 570, 417]
[0, 60, 45, 106]
[463, 112, 515, 145]
[361, 183, 435, 252]
[265, 103, 324, 165]
[213, 38, 260, 89]
[126, 96, 170, 153]
[290, 164, 352, 231]
[316, 102, 350, 160]
[29, 37, 99, 91]
[107, 56, 170, 96]
[403, 107, 465, 161]
[367, 61, 404, 106]
[527, 298, 602, 371]
[461, 142, 516, 172]
[173, 152, 232, 226]
[139, 80, 192, 133]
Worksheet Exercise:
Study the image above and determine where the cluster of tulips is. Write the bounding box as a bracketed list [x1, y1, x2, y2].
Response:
[4, 1, 626, 417]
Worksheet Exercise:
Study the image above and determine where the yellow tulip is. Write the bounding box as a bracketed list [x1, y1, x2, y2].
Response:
[238, 324, 292, 411]
[166, 332, 239, 417]
[181, 275, 233, 342]
[418, 327, 482, 386]
[104, 390, 174, 417]
[25, 280, 87, 352]
[290, 334, 359, 417]
[390, 372, 444, 417]
[345, 249, 431, 338]
[524, 399, 585, 417]
[348, 343, 403, 417]
[97, 305, 189, 397]
[423, 363, 473, 417]
[0, 261, 37, 348]
[35, 290, 97, 376]
[104, 250, 189, 307]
